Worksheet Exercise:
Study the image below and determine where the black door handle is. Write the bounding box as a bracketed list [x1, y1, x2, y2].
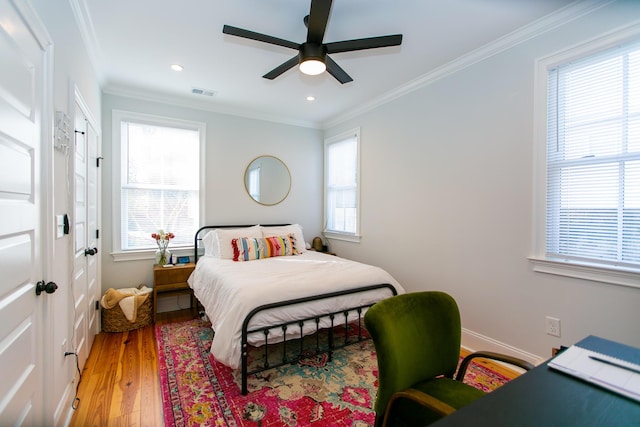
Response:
[84, 247, 98, 256]
[36, 281, 58, 295]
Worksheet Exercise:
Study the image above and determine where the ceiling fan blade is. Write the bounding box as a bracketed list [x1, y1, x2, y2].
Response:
[223, 25, 299, 50]
[306, 0, 332, 44]
[325, 56, 353, 84]
[325, 34, 402, 54]
[262, 56, 300, 80]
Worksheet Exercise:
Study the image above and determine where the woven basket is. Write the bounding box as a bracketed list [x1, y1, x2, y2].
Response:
[101, 294, 153, 333]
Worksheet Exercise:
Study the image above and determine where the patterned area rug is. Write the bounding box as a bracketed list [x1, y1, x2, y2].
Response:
[156, 319, 511, 426]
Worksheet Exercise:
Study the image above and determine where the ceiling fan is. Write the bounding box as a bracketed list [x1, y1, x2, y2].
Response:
[222, 0, 403, 84]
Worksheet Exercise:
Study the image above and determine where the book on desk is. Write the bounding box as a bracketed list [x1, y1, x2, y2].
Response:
[548, 335, 640, 402]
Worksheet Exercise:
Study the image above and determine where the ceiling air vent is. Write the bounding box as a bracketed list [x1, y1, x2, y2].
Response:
[191, 87, 216, 97]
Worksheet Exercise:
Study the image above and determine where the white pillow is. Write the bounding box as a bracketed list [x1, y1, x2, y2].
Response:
[202, 231, 217, 257]
[262, 224, 307, 254]
[215, 225, 263, 259]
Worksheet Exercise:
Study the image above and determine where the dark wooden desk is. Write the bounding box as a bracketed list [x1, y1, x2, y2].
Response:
[432, 336, 640, 426]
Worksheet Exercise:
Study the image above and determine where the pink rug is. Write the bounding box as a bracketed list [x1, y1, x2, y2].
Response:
[156, 318, 510, 426]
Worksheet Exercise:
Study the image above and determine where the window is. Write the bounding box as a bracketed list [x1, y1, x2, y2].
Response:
[532, 35, 640, 286]
[324, 129, 360, 241]
[247, 164, 260, 201]
[112, 110, 204, 259]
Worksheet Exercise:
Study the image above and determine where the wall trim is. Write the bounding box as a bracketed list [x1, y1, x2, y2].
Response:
[461, 327, 546, 368]
[321, 0, 613, 129]
[102, 86, 320, 130]
[71, 0, 612, 130]
[68, 0, 103, 83]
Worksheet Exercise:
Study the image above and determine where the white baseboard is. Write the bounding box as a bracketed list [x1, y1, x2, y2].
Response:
[461, 328, 546, 367]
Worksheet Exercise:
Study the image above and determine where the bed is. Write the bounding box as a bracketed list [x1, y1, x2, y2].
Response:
[188, 224, 404, 394]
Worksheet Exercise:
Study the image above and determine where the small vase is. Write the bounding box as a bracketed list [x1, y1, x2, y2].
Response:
[155, 248, 171, 266]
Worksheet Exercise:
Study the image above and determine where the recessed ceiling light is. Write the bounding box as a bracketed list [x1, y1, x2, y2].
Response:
[306, 96, 316, 101]
[171, 64, 184, 71]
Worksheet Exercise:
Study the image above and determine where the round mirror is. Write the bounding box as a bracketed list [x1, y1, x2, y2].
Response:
[244, 155, 291, 206]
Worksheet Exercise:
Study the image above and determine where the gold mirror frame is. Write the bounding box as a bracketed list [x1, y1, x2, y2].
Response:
[244, 155, 291, 206]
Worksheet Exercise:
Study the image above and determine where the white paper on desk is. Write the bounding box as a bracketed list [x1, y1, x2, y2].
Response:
[548, 345, 640, 402]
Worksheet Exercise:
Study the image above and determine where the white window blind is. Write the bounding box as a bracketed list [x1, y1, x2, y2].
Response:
[325, 130, 359, 238]
[247, 165, 260, 201]
[120, 120, 200, 251]
[546, 39, 640, 270]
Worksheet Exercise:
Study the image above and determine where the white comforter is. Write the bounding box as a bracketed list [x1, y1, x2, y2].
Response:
[188, 251, 404, 369]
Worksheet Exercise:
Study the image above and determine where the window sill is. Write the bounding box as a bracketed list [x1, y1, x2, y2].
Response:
[323, 231, 361, 243]
[111, 247, 193, 262]
[529, 257, 640, 289]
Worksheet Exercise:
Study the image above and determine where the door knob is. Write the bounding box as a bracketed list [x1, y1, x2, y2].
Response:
[84, 247, 98, 256]
[36, 281, 58, 295]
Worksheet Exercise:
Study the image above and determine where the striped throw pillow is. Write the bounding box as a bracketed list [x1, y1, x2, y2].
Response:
[232, 234, 298, 261]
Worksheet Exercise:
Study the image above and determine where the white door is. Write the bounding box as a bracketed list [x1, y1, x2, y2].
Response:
[0, 0, 50, 424]
[72, 99, 101, 367]
[85, 107, 101, 351]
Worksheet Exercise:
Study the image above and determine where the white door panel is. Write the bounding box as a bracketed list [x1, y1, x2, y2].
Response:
[73, 98, 100, 369]
[86, 124, 99, 345]
[0, 0, 46, 423]
[73, 107, 88, 367]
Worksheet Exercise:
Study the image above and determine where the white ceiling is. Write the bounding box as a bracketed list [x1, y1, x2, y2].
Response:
[75, 0, 579, 127]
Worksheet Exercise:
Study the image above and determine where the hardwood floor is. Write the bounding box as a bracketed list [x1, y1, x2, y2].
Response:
[69, 309, 520, 426]
[69, 309, 193, 427]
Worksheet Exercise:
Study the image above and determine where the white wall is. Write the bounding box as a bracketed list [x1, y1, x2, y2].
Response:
[325, 1, 640, 362]
[30, 0, 102, 424]
[28, 4, 640, 419]
[100, 93, 323, 293]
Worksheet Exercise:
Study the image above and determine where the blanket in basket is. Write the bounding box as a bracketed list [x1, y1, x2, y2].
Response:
[101, 285, 152, 322]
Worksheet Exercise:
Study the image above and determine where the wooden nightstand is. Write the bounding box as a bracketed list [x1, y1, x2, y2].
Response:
[153, 263, 197, 322]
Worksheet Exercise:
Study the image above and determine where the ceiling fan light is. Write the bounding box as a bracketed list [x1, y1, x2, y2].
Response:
[299, 59, 326, 76]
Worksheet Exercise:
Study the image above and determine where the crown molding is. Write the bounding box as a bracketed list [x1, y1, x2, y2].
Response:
[68, 0, 104, 84]
[70, 0, 613, 130]
[321, 0, 614, 129]
[102, 84, 321, 129]
[70, 0, 319, 128]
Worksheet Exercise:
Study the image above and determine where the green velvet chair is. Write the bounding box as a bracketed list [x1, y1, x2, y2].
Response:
[364, 291, 534, 427]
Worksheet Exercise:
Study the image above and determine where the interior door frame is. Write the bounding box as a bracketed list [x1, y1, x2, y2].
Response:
[35, 1, 56, 423]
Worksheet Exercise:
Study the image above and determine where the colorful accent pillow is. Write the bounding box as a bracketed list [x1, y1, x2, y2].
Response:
[211, 225, 262, 259]
[232, 234, 298, 261]
[262, 224, 307, 253]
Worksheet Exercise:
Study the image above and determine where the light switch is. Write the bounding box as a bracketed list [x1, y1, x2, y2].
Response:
[56, 215, 65, 238]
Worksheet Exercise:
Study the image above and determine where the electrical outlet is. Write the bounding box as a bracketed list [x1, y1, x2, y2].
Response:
[546, 316, 561, 337]
[61, 339, 67, 355]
